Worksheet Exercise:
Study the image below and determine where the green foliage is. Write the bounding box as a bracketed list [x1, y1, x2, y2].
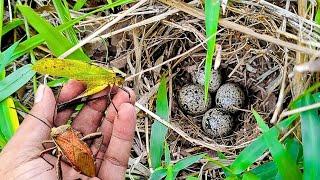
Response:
[298, 94, 320, 179]
[0, 64, 36, 102]
[150, 77, 204, 179]
[252, 109, 302, 180]
[17, 5, 90, 61]
[204, 0, 220, 102]
[229, 115, 298, 175]
[53, 0, 79, 45]
[0, 1, 19, 148]
[73, 0, 88, 11]
[150, 77, 169, 169]
[2, 18, 24, 36]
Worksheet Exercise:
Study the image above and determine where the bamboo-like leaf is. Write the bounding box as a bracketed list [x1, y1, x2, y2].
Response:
[229, 115, 298, 174]
[11, 0, 134, 62]
[242, 172, 260, 180]
[0, 41, 20, 72]
[298, 94, 320, 179]
[166, 164, 174, 180]
[0, 98, 19, 142]
[53, 0, 79, 45]
[252, 109, 302, 180]
[73, 0, 88, 11]
[0, 64, 35, 102]
[250, 161, 277, 179]
[2, 18, 24, 35]
[164, 142, 171, 166]
[150, 77, 169, 169]
[0, 1, 19, 149]
[204, 0, 220, 101]
[17, 5, 90, 61]
[150, 167, 167, 180]
[172, 154, 205, 179]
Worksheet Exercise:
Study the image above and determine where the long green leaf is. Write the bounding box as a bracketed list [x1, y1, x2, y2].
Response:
[0, 1, 19, 148]
[11, 0, 134, 62]
[229, 115, 298, 174]
[0, 41, 20, 71]
[172, 154, 205, 179]
[242, 172, 260, 180]
[250, 161, 277, 180]
[150, 77, 169, 169]
[0, 97, 19, 142]
[2, 18, 24, 36]
[299, 94, 320, 179]
[252, 109, 302, 180]
[17, 5, 90, 61]
[0, 64, 35, 102]
[204, 0, 220, 101]
[53, 0, 79, 45]
[150, 167, 167, 180]
[73, 0, 88, 11]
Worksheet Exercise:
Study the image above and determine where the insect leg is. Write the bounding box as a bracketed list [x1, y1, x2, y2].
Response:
[81, 132, 102, 141]
[108, 89, 118, 113]
[119, 86, 131, 100]
[40, 146, 56, 156]
[41, 140, 55, 150]
[56, 152, 63, 180]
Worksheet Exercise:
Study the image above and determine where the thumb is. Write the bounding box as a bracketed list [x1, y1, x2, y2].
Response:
[9, 84, 56, 148]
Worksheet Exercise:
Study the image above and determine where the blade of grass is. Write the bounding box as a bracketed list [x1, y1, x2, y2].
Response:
[172, 154, 205, 179]
[298, 94, 320, 179]
[0, 64, 36, 102]
[73, 0, 88, 11]
[150, 167, 167, 180]
[0, 1, 19, 148]
[250, 161, 277, 179]
[164, 142, 171, 166]
[166, 164, 174, 180]
[0, 41, 20, 71]
[204, 0, 220, 102]
[11, 0, 134, 62]
[2, 18, 24, 36]
[11, 0, 133, 62]
[252, 109, 302, 180]
[229, 115, 298, 174]
[242, 172, 260, 180]
[17, 5, 90, 61]
[53, 0, 79, 45]
[150, 77, 169, 169]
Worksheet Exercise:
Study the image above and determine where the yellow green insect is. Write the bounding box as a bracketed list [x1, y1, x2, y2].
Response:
[32, 58, 126, 97]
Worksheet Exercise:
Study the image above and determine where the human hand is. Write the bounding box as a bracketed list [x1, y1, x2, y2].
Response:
[0, 80, 136, 180]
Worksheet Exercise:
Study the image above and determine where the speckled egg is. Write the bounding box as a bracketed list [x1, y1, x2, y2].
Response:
[192, 69, 222, 93]
[202, 108, 233, 138]
[215, 83, 245, 113]
[178, 85, 212, 115]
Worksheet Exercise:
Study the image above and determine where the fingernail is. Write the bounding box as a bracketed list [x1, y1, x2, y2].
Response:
[35, 84, 45, 103]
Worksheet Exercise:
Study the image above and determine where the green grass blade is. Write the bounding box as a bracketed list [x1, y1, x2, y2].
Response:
[172, 154, 205, 178]
[164, 142, 171, 166]
[204, 0, 220, 101]
[53, 0, 79, 45]
[250, 161, 277, 179]
[2, 18, 24, 36]
[73, 0, 88, 11]
[166, 164, 174, 180]
[150, 77, 169, 169]
[229, 115, 298, 174]
[0, 0, 19, 148]
[11, 0, 133, 62]
[186, 176, 198, 180]
[17, 5, 90, 61]
[0, 97, 19, 141]
[150, 167, 167, 180]
[242, 172, 260, 180]
[298, 94, 320, 179]
[0, 64, 35, 102]
[316, 1, 320, 24]
[252, 109, 302, 180]
[0, 41, 20, 71]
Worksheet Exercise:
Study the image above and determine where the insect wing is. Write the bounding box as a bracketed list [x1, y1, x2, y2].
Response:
[54, 129, 96, 177]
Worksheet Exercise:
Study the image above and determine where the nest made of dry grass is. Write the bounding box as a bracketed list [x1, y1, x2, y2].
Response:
[11, 0, 320, 179]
